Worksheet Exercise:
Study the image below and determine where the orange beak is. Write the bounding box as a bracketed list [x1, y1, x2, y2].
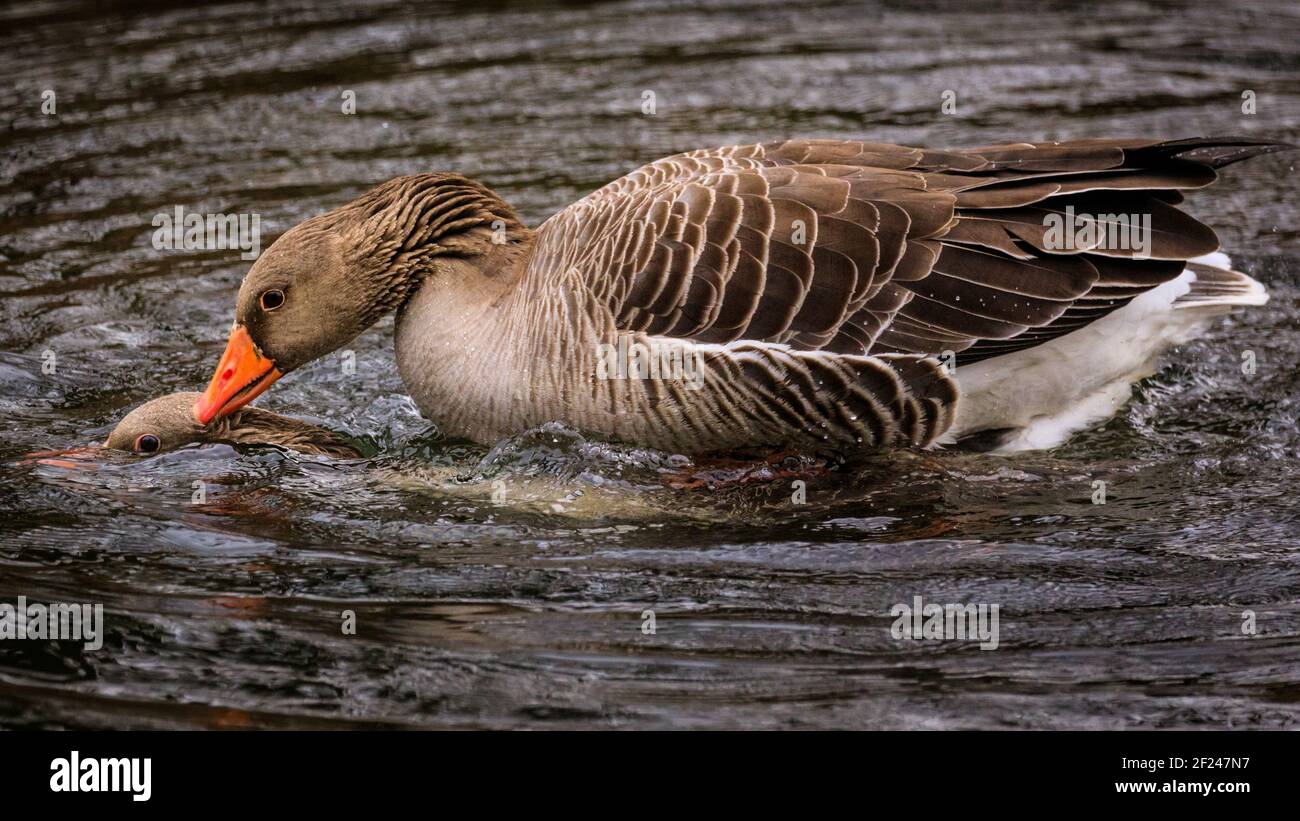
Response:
[194, 324, 282, 424]
[21, 445, 103, 469]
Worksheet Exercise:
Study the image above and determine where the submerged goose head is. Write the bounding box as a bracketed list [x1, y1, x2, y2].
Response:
[194, 174, 530, 424]
[106, 392, 361, 458]
[105, 391, 208, 454]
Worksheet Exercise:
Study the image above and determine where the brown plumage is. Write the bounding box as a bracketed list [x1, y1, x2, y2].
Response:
[106, 392, 362, 458]
[196, 137, 1289, 455]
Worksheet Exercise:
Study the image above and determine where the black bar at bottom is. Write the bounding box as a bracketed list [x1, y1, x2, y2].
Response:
[3, 730, 1289, 807]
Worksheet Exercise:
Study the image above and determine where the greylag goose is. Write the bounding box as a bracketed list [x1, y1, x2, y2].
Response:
[106, 392, 362, 457]
[194, 137, 1287, 455]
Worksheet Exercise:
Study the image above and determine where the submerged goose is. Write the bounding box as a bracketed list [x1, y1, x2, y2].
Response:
[194, 137, 1287, 454]
[106, 392, 361, 457]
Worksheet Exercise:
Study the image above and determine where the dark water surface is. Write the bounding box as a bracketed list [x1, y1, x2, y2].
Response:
[2, 0, 1299, 729]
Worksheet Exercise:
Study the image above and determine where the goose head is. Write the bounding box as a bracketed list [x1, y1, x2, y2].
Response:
[194, 173, 528, 424]
[105, 392, 208, 454]
[104, 391, 362, 458]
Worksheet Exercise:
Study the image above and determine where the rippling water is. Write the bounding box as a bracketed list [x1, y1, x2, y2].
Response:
[2, 0, 1299, 729]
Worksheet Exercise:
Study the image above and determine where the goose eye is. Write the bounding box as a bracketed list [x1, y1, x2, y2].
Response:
[134, 434, 161, 453]
[260, 288, 285, 311]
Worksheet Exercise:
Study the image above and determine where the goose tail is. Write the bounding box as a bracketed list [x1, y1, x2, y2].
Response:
[1174, 253, 1268, 311]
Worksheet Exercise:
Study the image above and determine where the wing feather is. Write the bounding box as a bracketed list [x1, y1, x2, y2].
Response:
[526, 136, 1290, 443]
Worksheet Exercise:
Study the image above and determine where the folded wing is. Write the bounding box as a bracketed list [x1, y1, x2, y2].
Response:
[527, 136, 1287, 445]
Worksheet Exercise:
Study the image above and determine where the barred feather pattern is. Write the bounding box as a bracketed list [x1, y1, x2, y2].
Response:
[501, 136, 1285, 451]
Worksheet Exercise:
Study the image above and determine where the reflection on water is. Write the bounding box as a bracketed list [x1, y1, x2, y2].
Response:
[2, 0, 1299, 729]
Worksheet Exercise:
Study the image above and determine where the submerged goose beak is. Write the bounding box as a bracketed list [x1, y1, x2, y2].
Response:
[194, 325, 282, 424]
[21, 445, 102, 469]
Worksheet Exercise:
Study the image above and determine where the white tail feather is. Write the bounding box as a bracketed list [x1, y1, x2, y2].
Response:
[946, 253, 1268, 452]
